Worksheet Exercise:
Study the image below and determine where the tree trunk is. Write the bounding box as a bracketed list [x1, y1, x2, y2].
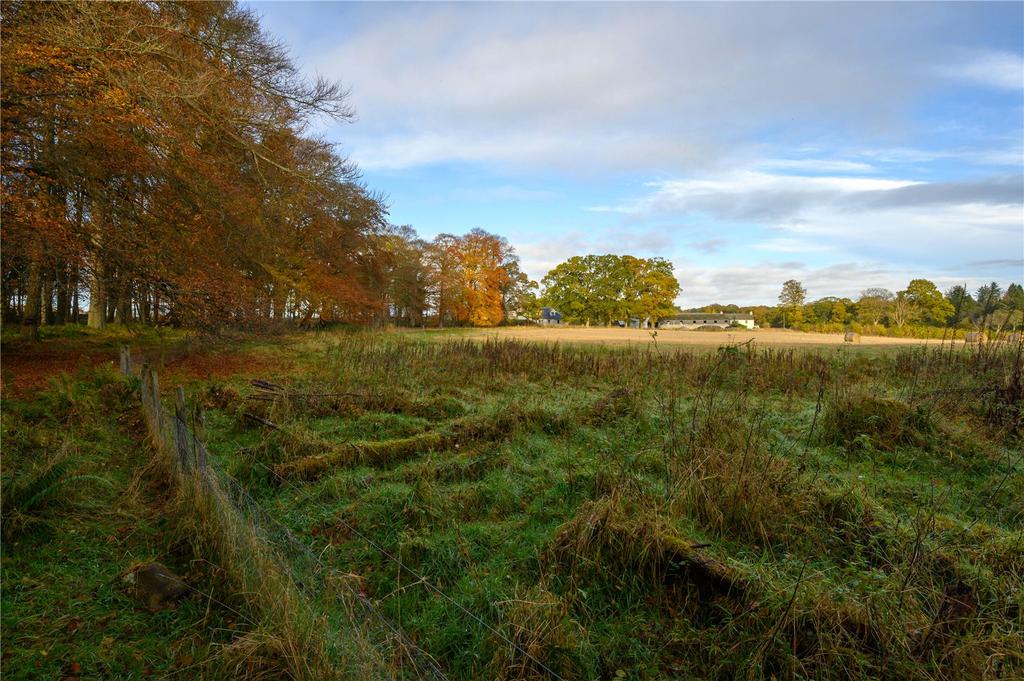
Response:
[71, 269, 80, 323]
[114, 280, 131, 324]
[87, 258, 107, 329]
[54, 264, 68, 325]
[20, 254, 43, 339]
[42, 266, 55, 325]
[140, 286, 151, 325]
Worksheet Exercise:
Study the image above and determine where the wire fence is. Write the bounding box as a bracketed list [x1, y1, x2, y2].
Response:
[126, 347, 451, 681]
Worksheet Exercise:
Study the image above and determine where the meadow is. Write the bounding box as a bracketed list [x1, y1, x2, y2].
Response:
[3, 329, 1022, 680]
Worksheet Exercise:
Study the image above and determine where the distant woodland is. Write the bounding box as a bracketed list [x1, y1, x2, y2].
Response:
[690, 279, 1024, 337]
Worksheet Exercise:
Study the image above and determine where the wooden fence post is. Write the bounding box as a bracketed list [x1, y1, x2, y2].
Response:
[174, 386, 191, 474]
[193, 403, 208, 476]
[140, 363, 151, 410]
[150, 369, 162, 435]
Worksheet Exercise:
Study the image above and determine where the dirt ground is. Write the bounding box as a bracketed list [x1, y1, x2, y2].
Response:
[1, 339, 282, 398]
[457, 326, 948, 348]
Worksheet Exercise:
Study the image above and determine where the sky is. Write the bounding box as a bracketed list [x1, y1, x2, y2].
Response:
[248, 1, 1024, 307]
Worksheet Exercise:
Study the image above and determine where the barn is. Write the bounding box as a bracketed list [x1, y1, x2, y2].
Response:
[657, 312, 757, 330]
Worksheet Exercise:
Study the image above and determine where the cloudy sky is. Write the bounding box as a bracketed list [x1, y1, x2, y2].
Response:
[249, 1, 1023, 306]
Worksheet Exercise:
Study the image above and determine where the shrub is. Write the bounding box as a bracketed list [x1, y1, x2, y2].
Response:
[821, 395, 934, 451]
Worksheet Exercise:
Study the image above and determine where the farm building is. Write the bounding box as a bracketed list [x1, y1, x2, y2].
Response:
[658, 312, 757, 330]
[538, 307, 563, 325]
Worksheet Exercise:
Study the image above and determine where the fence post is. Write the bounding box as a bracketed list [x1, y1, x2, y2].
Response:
[122, 345, 133, 376]
[150, 369, 162, 435]
[193, 403, 208, 476]
[140, 363, 151, 411]
[174, 386, 191, 475]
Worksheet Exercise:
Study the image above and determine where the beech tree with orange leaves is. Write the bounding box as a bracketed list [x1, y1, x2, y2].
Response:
[2, 1, 388, 335]
[424, 229, 532, 327]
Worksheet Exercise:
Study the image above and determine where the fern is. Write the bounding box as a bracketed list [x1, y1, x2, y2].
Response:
[2, 453, 111, 538]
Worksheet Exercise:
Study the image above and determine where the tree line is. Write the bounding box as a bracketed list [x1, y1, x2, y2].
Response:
[1, 1, 537, 338]
[693, 279, 1024, 337]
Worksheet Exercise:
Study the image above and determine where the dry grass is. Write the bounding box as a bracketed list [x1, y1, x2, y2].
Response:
[139, 369, 388, 680]
[448, 326, 949, 348]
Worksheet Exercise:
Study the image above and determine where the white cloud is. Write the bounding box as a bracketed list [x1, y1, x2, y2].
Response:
[672, 260, 1016, 307]
[759, 159, 875, 173]
[591, 171, 922, 220]
[596, 168, 1021, 266]
[290, 3, 1021, 172]
[752, 238, 834, 253]
[942, 50, 1024, 90]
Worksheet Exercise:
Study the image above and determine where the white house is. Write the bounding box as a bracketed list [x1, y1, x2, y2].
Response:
[657, 312, 757, 330]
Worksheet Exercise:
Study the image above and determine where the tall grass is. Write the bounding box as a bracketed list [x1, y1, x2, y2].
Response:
[200, 332, 1023, 680]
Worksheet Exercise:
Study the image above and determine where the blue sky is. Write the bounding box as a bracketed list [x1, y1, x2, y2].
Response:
[249, 1, 1023, 306]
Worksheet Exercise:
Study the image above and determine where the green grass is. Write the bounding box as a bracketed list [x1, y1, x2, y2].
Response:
[1, 366, 250, 680]
[6, 331, 1022, 680]
[190, 333, 1024, 680]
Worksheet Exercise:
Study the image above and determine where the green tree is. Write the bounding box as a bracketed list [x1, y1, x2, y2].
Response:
[902, 279, 954, 325]
[541, 255, 679, 326]
[501, 260, 540, 320]
[975, 282, 1003, 329]
[830, 300, 849, 324]
[944, 285, 975, 327]
[856, 288, 894, 325]
[778, 279, 807, 327]
[891, 291, 914, 327]
[1003, 283, 1024, 330]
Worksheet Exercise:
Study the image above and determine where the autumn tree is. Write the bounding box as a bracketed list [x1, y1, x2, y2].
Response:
[423, 229, 529, 327]
[454, 229, 513, 327]
[379, 226, 430, 326]
[778, 280, 807, 327]
[2, 1, 389, 334]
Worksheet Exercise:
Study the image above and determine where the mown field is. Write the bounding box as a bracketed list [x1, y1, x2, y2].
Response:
[3, 329, 1023, 680]
[453, 325, 952, 349]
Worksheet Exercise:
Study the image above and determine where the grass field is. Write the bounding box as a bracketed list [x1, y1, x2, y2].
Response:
[193, 331, 1021, 680]
[3, 329, 1022, 680]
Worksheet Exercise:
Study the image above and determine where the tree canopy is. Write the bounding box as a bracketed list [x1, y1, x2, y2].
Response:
[540, 255, 680, 325]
